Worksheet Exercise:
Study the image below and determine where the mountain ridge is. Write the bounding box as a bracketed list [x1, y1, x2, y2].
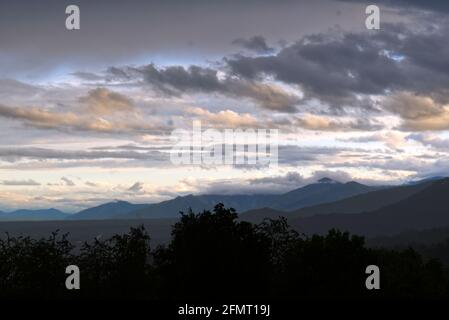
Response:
[67, 200, 149, 220]
[288, 178, 449, 237]
[0, 208, 68, 221]
[0, 176, 444, 222]
[120, 178, 380, 220]
[289, 180, 433, 218]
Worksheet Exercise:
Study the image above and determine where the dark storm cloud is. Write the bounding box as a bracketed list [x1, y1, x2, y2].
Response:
[232, 36, 274, 54]
[226, 24, 449, 109]
[143, 65, 222, 95]
[109, 64, 300, 112]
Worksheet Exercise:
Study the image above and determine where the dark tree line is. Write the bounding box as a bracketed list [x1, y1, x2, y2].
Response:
[0, 204, 448, 300]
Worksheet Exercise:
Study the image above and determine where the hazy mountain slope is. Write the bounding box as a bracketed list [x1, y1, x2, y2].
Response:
[291, 180, 432, 218]
[122, 194, 278, 219]
[122, 195, 212, 219]
[289, 178, 449, 237]
[67, 201, 149, 220]
[0, 208, 68, 221]
[270, 179, 379, 211]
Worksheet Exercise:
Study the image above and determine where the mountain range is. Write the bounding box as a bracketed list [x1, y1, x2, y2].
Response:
[240, 178, 434, 222]
[0, 177, 377, 221]
[1, 176, 449, 241]
[67, 177, 379, 220]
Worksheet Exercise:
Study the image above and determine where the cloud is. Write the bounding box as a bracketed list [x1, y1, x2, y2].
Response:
[79, 88, 135, 115]
[83, 22, 449, 120]
[380, 132, 408, 150]
[0, 79, 42, 98]
[248, 171, 305, 186]
[234, 81, 299, 112]
[385, 92, 443, 120]
[196, 170, 356, 195]
[110, 64, 300, 112]
[70, 72, 104, 81]
[128, 182, 144, 192]
[61, 177, 75, 186]
[0, 104, 80, 128]
[232, 36, 274, 53]
[85, 181, 98, 187]
[0, 102, 169, 135]
[1, 179, 40, 186]
[277, 145, 346, 166]
[249, 170, 354, 187]
[336, 0, 449, 15]
[408, 133, 449, 151]
[186, 107, 258, 128]
[91, 144, 173, 152]
[226, 24, 449, 110]
[339, 131, 408, 150]
[295, 114, 381, 131]
[0, 147, 166, 162]
[142, 64, 222, 94]
[385, 92, 449, 131]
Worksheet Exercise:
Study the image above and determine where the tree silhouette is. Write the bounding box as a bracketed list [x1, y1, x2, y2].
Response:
[77, 226, 155, 299]
[0, 231, 73, 299]
[153, 203, 272, 299]
[0, 204, 448, 299]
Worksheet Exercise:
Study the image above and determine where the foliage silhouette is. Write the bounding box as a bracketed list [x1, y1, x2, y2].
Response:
[153, 204, 272, 299]
[0, 231, 74, 299]
[77, 226, 155, 299]
[0, 203, 448, 299]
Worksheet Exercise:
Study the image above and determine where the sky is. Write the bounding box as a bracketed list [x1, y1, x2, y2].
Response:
[1, 0, 449, 212]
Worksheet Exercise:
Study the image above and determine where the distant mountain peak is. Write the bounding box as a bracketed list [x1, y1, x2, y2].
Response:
[317, 177, 339, 184]
[345, 181, 363, 186]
